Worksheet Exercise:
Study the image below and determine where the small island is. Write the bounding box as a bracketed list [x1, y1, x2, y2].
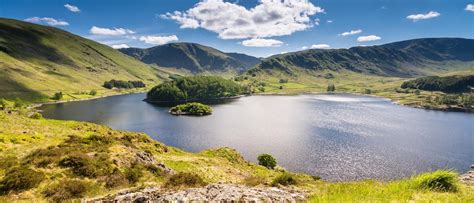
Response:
[169, 102, 212, 116]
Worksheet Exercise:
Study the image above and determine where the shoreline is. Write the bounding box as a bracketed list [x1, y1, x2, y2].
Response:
[30, 90, 147, 110]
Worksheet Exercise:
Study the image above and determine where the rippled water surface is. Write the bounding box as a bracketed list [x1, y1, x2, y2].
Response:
[40, 93, 474, 181]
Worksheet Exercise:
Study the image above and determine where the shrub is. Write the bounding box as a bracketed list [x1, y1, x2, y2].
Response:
[364, 89, 372, 94]
[105, 168, 128, 188]
[52, 92, 63, 100]
[0, 167, 45, 194]
[43, 180, 88, 202]
[124, 164, 144, 184]
[13, 98, 25, 108]
[164, 172, 206, 188]
[327, 84, 335, 92]
[0, 98, 7, 110]
[257, 154, 277, 169]
[279, 79, 288, 83]
[59, 152, 111, 178]
[414, 170, 458, 192]
[30, 112, 43, 119]
[272, 173, 297, 186]
[89, 90, 97, 96]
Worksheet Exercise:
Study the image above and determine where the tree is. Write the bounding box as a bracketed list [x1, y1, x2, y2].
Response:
[365, 89, 372, 94]
[52, 92, 63, 100]
[257, 154, 277, 169]
[327, 84, 335, 92]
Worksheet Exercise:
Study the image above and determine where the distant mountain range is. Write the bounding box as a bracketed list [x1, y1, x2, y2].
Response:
[119, 43, 260, 73]
[0, 18, 166, 102]
[251, 38, 474, 77]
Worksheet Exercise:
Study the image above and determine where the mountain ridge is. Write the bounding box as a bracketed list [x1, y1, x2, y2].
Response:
[251, 38, 474, 77]
[119, 43, 260, 73]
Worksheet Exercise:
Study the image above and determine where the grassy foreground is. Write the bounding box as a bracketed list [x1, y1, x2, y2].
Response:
[0, 111, 472, 202]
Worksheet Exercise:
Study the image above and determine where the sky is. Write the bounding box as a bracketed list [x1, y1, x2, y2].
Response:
[1, 0, 473, 57]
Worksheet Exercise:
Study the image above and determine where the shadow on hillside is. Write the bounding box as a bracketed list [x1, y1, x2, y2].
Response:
[0, 22, 76, 67]
[0, 73, 48, 102]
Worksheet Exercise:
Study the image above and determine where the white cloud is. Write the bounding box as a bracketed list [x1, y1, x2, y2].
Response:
[64, 4, 80, 12]
[310, 44, 330, 49]
[241, 38, 283, 47]
[339, 29, 362, 36]
[357, 35, 381, 42]
[315, 18, 320, 26]
[406, 11, 440, 22]
[139, 35, 179, 45]
[301, 46, 308, 50]
[25, 17, 69, 26]
[90, 26, 135, 36]
[111, 44, 130, 49]
[465, 4, 474, 12]
[326, 20, 333, 23]
[162, 0, 324, 39]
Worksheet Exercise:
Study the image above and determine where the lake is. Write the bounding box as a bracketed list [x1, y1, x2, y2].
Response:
[39, 93, 474, 181]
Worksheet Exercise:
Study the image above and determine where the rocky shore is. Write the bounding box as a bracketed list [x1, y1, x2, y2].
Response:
[460, 165, 474, 185]
[87, 184, 307, 202]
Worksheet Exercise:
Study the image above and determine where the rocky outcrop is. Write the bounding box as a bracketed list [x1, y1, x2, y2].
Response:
[87, 184, 307, 202]
[460, 165, 474, 185]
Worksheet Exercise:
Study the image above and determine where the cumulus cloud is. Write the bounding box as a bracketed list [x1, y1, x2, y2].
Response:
[111, 44, 130, 49]
[25, 17, 69, 26]
[406, 11, 440, 22]
[139, 35, 179, 45]
[301, 46, 308, 50]
[64, 4, 80, 12]
[241, 38, 283, 47]
[357, 35, 381, 42]
[315, 18, 320, 26]
[161, 0, 324, 39]
[310, 44, 330, 49]
[339, 29, 362, 36]
[90, 26, 135, 36]
[466, 4, 474, 12]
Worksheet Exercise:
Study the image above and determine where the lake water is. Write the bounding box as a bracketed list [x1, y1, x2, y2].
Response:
[39, 93, 474, 181]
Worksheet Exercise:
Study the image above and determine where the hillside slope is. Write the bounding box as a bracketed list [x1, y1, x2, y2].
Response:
[250, 38, 474, 78]
[120, 43, 260, 73]
[0, 18, 166, 102]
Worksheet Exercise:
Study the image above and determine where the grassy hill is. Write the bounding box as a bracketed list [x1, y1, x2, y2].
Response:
[0, 18, 167, 103]
[120, 43, 260, 74]
[250, 38, 474, 78]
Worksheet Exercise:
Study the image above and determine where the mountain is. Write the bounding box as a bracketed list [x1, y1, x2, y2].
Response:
[120, 43, 260, 73]
[0, 18, 165, 102]
[250, 38, 474, 78]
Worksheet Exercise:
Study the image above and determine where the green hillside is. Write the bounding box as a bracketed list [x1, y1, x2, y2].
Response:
[0, 18, 166, 102]
[120, 43, 260, 73]
[250, 38, 474, 78]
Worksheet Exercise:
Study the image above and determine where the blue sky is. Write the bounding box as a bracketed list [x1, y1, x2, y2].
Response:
[1, 0, 473, 57]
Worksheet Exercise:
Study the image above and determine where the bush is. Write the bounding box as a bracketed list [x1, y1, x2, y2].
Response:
[13, 98, 26, 108]
[272, 173, 297, 186]
[52, 92, 63, 100]
[258, 154, 277, 169]
[279, 79, 288, 83]
[164, 172, 206, 188]
[327, 84, 335, 92]
[30, 112, 43, 119]
[414, 170, 458, 192]
[43, 180, 88, 202]
[59, 152, 111, 178]
[0, 167, 45, 194]
[364, 89, 372, 94]
[89, 90, 97, 96]
[0, 98, 7, 110]
[124, 164, 144, 184]
[105, 168, 128, 188]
